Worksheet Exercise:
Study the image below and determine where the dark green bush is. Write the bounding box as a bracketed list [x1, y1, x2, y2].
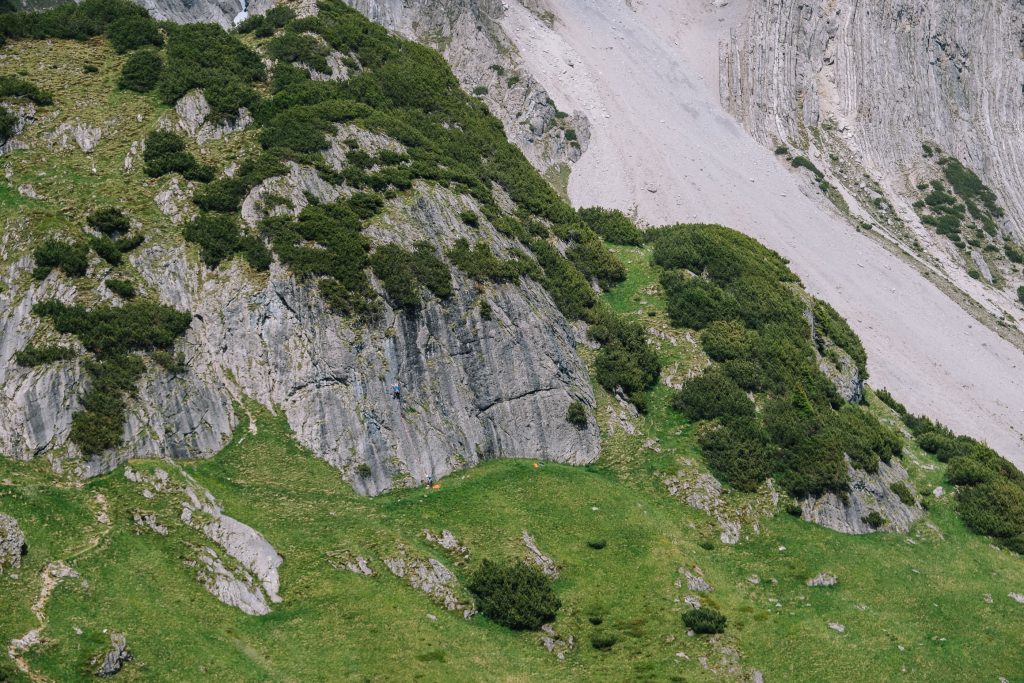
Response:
[183, 213, 269, 270]
[120, 48, 164, 93]
[661, 271, 735, 330]
[266, 31, 330, 73]
[15, 344, 76, 367]
[33, 240, 89, 278]
[861, 511, 886, 528]
[700, 320, 754, 362]
[590, 308, 659, 409]
[105, 278, 136, 299]
[651, 223, 795, 285]
[458, 209, 479, 227]
[151, 349, 187, 374]
[106, 14, 162, 53]
[957, 480, 1024, 539]
[567, 236, 626, 290]
[143, 130, 214, 181]
[0, 74, 53, 105]
[673, 368, 754, 422]
[813, 300, 868, 377]
[946, 456, 996, 486]
[355, 463, 372, 478]
[577, 207, 644, 246]
[0, 0, 150, 45]
[70, 355, 145, 455]
[370, 244, 421, 311]
[466, 559, 560, 631]
[590, 634, 617, 650]
[30, 298, 192, 455]
[586, 539, 606, 550]
[87, 208, 130, 236]
[889, 481, 915, 506]
[566, 401, 587, 428]
[263, 200, 373, 316]
[791, 156, 823, 180]
[157, 22, 264, 120]
[698, 417, 773, 492]
[448, 239, 533, 283]
[683, 607, 726, 634]
[90, 237, 123, 266]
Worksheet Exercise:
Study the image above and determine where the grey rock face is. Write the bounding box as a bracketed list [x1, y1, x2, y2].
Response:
[0, 513, 27, 571]
[800, 458, 922, 534]
[93, 632, 132, 678]
[181, 486, 283, 605]
[195, 546, 273, 616]
[722, 0, 1024, 301]
[384, 545, 472, 614]
[175, 89, 253, 144]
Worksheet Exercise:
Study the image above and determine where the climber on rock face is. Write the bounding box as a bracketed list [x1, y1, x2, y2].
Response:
[393, 382, 401, 400]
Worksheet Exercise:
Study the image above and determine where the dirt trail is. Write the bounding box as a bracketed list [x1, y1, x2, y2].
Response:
[501, 0, 1024, 465]
[7, 493, 111, 681]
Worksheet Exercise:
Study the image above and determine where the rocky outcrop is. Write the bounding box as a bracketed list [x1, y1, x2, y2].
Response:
[522, 531, 557, 577]
[180, 485, 283, 606]
[93, 632, 132, 678]
[124, 465, 283, 615]
[806, 572, 838, 587]
[384, 545, 473, 616]
[800, 457, 922, 534]
[0, 513, 27, 571]
[175, 89, 253, 144]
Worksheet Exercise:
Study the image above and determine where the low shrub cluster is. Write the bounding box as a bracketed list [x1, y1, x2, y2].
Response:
[143, 130, 214, 182]
[29, 299, 192, 455]
[0, 74, 53, 105]
[683, 607, 726, 634]
[158, 22, 264, 120]
[566, 401, 587, 428]
[654, 224, 898, 498]
[0, 0, 154, 46]
[589, 307, 660, 410]
[448, 239, 537, 283]
[105, 278, 137, 299]
[236, 5, 296, 37]
[183, 213, 270, 270]
[880, 390, 1024, 551]
[466, 559, 560, 631]
[87, 208, 130, 236]
[15, 344, 76, 367]
[33, 240, 90, 279]
[119, 48, 163, 93]
[577, 207, 644, 246]
[262, 199, 374, 317]
[369, 242, 451, 310]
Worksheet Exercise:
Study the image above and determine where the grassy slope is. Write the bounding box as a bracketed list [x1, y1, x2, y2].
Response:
[1, 243, 1022, 682]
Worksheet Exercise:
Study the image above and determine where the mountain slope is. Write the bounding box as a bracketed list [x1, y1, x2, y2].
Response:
[1, 2, 1024, 682]
[479, 0, 1024, 466]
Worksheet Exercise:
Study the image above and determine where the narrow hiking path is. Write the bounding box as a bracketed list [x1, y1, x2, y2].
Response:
[7, 492, 112, 681]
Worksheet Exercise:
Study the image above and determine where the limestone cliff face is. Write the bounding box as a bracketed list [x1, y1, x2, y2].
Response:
[722, 0, 1024, 309]
[0, 182, 599, 493]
